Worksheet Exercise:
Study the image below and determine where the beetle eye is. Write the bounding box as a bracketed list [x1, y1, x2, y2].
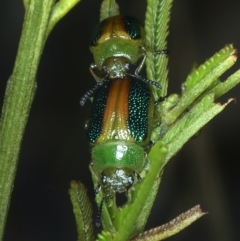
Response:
[125, 62, 130, 70]
[102, 173, 107, 184]
[128, 175, 134, 185]
[103, 65, 107, 72]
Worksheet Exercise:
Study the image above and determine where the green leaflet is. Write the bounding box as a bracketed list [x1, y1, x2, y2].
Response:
[69, 181, 94, 241]
[163, 45, 237, 126]
[145, 0, 173, 99]
[100, 0, 120, 21]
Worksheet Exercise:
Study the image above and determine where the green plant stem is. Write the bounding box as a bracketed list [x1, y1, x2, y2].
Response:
[0, 0, 56, 239]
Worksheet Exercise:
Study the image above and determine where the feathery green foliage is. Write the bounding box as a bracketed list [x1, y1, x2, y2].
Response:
[145, 0, 173, 99]
[1, 0, 239, 240]
[69, 181, 94, 241]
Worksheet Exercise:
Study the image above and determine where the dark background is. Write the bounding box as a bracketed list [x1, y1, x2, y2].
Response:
[1, 0, 240, 240]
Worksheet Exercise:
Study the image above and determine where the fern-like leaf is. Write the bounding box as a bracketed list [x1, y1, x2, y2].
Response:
[69, 181, 94, 241]
[145, 0, 173, 99]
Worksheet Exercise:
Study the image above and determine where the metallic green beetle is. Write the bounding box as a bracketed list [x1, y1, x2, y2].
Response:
[81, 14, 167, 227]
[87, 76, 154, 199]
[89, 15, 145, 80]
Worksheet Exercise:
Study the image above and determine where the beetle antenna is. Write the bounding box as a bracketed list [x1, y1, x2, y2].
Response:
[80, 77, 109, 106]
[127, 73, 162, 89]
[94, 184, 101, 197]
[96, 198, 104, 227]
[155, 49, 169, 55]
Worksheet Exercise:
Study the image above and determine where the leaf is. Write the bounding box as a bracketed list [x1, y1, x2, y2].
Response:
[69, 181, 94, 241]
[113, 142, 167, 241]
[130, 205, 206, 241]
[184, 45, 236, 92]
[145, 0, 174, 99]
[96, 230, 115, 241]
[207, 69, 240, 100]
[47, 0, 81, 36]
[163, 45, 237, 125]
[130, 178, 161, 236]
[100, 0, 120, 21]
[163, 95, 234, 162]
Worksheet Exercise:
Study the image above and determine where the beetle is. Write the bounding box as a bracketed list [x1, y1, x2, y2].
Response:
[89, 15, 145, 80]
[81, 15, 167, 196]
[80, 15, 165, 106]
[87, 76, 154, 199]
[88, 15, 168, 80]
[81, 15, 167, 226]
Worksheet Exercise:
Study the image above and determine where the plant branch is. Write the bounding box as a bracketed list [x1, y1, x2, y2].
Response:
[0, 0, 80, 239]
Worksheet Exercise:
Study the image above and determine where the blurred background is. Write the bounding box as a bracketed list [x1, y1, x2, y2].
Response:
[0, 0, 240, 240]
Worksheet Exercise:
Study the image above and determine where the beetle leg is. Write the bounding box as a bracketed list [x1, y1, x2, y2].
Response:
[134, 54, 146, 76]
[96, 197, 104, 227]
[95, 184, 101, 197]
[154, 96, 167, 106]
[144, 45, 169, 55]
[155, 49, 169, 55]
[134, 49, 168, 77]
[89, 63, 102, 82]
[136, 172, 142, 181]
